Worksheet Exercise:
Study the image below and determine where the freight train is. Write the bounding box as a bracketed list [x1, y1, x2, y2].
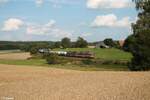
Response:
[39, 49, 94, 59]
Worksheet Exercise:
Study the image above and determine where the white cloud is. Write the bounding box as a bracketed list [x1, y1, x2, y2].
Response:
[91, 14, 131, 28]
[26, 20, 55, 35]
[1, 18, 72, 39]
[87, 0, 132, 9]
[2, 18, 24, 31]
[26, 20, 72, 38]
[82, 33, 92, 37]
[36, 0, 44, 6]
[35, 0, 79, 7]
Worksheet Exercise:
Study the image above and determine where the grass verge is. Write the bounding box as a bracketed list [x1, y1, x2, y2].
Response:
[0, 59, 128, 71]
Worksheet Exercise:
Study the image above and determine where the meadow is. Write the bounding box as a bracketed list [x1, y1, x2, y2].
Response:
[54, 48, 132, 61]
[0, 48, 132, 71]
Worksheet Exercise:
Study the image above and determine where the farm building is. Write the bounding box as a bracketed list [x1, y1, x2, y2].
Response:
[95, 41, 109, 48]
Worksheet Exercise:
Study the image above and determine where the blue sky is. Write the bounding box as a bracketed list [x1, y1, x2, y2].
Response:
[0, 0, 137, 42]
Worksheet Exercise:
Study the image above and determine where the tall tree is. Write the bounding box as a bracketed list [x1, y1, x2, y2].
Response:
[124, 0, 150, 71]
[61, 37, 71, 49]
[75, 37, 88, 48]
[104, 38, 119, 48]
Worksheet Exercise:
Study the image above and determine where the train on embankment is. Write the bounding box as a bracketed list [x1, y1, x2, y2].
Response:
[39, 49, 94, 59]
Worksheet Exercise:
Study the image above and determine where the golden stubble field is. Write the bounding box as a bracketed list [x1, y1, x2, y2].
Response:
[0, 52, 31, 60]
[0, 64, 150, 100]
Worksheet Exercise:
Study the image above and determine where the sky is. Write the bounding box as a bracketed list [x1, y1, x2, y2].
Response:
[0, 0, 138, 42]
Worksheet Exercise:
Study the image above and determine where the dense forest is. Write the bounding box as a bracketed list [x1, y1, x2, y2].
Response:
[0, 41, 54, 51]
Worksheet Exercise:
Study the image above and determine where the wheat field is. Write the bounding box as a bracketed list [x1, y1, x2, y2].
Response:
[0, 64, 149, 100]
[0, 53, 31, 60]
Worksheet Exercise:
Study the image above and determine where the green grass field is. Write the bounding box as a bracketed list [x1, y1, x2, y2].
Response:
[0, 50, 21, 54]
[0, 59, 128, 71]
[0, 48, 131, 71]
[55, 48, 132, 61]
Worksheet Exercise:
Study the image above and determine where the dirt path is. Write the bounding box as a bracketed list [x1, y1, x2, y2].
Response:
[0, 64, 150, 100]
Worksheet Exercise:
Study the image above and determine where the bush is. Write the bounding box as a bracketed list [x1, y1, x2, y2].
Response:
[93, 59, 128, 65]
[113, 60, 128, 66]
[82, 59, 94, 65]
[102, 60, 114, 65]
[30, 47, 39, 55]
[128, 57, 150, 71]
[46, 54, 60, 64]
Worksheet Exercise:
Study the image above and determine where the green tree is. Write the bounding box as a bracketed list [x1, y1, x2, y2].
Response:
[124, 0, 150, 71]
[104, 38, 114, 47]
[123, 35, 136, 52]
[75, 37, 88, 48]
[30, 46, 39, 55]
[54, 41, 61, 48]
[104, 38, 120, 48]
[30, 43, 50, 55]
[61, 37, 71, 48]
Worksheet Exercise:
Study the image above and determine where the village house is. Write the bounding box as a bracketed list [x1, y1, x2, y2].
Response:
[95, 41, 109, 48]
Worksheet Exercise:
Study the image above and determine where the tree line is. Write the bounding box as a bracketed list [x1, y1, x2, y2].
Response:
[0, 37, 122, 51]
[0, 37, 89, 51]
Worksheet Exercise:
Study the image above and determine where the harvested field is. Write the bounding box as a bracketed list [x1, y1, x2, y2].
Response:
[0, 64, 150, 100]
[0, 53, 31, 60]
